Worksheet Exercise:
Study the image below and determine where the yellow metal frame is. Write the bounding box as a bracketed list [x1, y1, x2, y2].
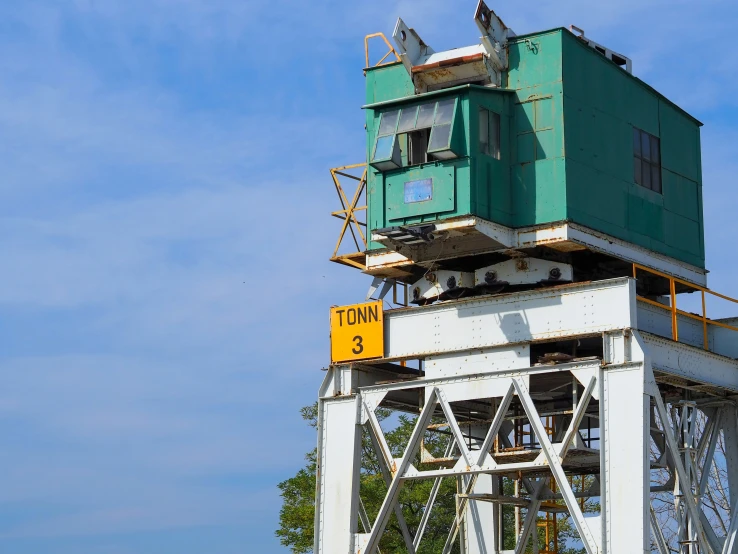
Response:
[364, 32, 401, 68]
[330, 164, 368, 270]
[632, 263, 738, 350]
[328, 32, 399, 270]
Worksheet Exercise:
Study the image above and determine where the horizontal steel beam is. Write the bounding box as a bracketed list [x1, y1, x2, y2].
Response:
[640, 331, 738, 392]
[383, 278, 636, 360]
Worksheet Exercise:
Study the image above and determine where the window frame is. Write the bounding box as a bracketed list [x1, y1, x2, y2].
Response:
[478, 107, 501, 160]
[371, 97, 462, 171]
[633, 127, 662, 194]
[370, 110, 402, 170]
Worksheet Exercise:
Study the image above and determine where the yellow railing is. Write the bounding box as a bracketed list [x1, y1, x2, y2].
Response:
[364, 32, 400, 68]
[330, 164, 367, 270]
[633, 263, 738, 350]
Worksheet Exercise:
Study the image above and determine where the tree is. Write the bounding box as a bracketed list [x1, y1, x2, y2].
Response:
[275, 405, 320, 554]
[277, 404, 595, 554]
[277, 404, 460, 554]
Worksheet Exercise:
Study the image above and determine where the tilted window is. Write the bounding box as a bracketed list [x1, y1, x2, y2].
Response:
[370, 110, 402, 171]
[633, 127, 661, 193]
[370, 98, 461, 171]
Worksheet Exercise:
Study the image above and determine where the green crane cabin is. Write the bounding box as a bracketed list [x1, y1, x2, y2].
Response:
[341, 2, 705, 305]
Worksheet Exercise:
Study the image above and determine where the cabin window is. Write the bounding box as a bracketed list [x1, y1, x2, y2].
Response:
[370, 111, 402, 171]
[371, 98, 461, 170]
[633, 127, 661, 193]
[479, 108, 501, 160]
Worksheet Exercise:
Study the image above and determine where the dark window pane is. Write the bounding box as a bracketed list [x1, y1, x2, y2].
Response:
[634, 158, 642, 185]
[434, 98, 455, 125]
[373, 135, 394, 160]
[642, 160, 652, 189]
[633, 127, 641, 157]
[641, 131, 651, 162]
[397, 107, 417, 133]
[651, 135, 660, 164]
[490, 112, 501, 160]
[479, 108, 489, 155]
[416, 103, 436, 129]
[651, 165, 662, 193]
[408, 129, 429, 165]
[379, 110, 400, 135]
[428, 124, 452, 151]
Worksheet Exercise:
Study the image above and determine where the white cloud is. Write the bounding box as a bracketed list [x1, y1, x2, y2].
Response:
[0, 0, 736, 549]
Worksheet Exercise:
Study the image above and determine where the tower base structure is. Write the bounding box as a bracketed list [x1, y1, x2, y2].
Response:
[314, 278, 738, 554]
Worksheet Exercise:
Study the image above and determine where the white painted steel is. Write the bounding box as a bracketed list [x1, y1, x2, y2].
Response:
[385, 278, 636, 359]
[392, 18, 434, 68]
[474, 257, 573, 286]
[367, 218, 707, 286]
[651, 387, 712, 553]
[425, 344, 530, 379]
[465, 423, 501, 554]
[414, 440, 454, 550]
[514, 478, 547, 554]
[723, 405, 738, 554]
[316, 269, 737, 554]
[315, 397, 362, 554]
[363, 389, 440, 554]
[640, 331, 738, 392]
[713, 317, 738, 359]
[410, 269, 475, 302]
[465, 473, 498, 554]
[637, 300, 707, 350]
[513, 378, 599, 554]
[558, 375, 596, 459]
[365, 425, 417, 554]
[516, 222, 707, 287]
[601, 365, 649, 554]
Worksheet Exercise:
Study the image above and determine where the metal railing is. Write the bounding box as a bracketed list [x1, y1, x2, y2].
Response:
[364, 32, 400, 68]
[327, 33, 400, 270]
[330, 164, 367, 270]
[633, 263, 738, 350]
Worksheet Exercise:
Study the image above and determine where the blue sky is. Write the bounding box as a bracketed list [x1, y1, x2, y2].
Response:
[0, 1, 736, 553]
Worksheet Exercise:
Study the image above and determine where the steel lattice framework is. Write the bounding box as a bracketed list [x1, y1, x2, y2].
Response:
[314, 278, 738, 554]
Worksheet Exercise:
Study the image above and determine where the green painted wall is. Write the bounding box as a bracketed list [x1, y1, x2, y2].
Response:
[469, 88, 513, 226]
[364, 68, 480, 249]
[362, 29, 705, 268]
[559, 30, 704, 267]
[507, 31, 567, 227]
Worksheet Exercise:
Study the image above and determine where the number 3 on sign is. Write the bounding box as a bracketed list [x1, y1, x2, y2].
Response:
[330, 301, 384, 364]
[352, 336, 363, 355]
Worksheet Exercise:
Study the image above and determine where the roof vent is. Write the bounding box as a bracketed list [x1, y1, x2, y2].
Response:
[569, 25, 632, 74]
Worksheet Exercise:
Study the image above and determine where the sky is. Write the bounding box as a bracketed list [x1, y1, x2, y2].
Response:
[0, 1, 736, 553]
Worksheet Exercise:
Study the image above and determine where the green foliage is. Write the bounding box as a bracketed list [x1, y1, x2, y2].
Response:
[275, 405, 319, 554]
[276, 405, 460, 554]
[276, 404, 599, 554]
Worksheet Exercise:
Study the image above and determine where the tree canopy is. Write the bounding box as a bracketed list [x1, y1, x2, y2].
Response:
[276, 404, 591, 554]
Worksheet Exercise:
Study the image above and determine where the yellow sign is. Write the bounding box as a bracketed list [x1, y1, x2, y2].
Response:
[330, 301, 384, 364]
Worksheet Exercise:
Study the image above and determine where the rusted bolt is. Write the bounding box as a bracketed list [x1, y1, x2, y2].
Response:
[516, 259, 529, 271]
[484, 270, 497, 284]
[425, 272, 436, 282]
[549, 267, 562, 280]
[446, 276, 457, 289]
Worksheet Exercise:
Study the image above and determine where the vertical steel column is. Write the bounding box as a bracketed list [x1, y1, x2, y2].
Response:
[314, 396, 362, 554]
[723, 405, 738, 554]
[601, 365, 649, 553]
[465, 424, 499, 554]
